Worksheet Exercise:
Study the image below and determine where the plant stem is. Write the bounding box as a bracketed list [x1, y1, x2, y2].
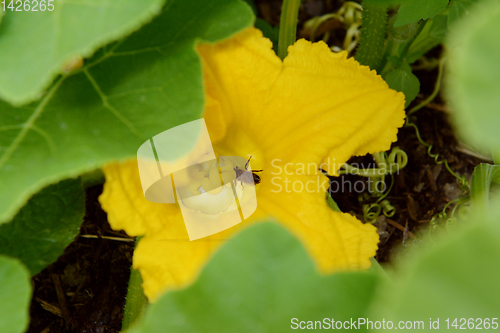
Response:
[121, 240, 148, 331]
[278, 0, 301, 60]
[407, 56, 445, 115]
[355, 1, 387, 72]
[326, 192, 341, 212]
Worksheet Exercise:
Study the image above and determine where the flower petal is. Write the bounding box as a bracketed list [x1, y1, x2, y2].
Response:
[99, 161, 179, 236]
[199, 28, 406, 175]
[99, 160, 267, 300]
[133, 224, 226, 302]
[258, 173, 378, 272]
[197, 27, 282, 166]
[100, 27, 404, 302]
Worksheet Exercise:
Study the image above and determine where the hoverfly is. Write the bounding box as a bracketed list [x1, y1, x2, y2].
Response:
[234, 156, 262, 186]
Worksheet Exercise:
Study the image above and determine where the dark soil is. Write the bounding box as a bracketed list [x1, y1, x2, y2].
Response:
[26, 0, 486, 332]
[331, 105, 482, 263]
[27, 186, 135, 333]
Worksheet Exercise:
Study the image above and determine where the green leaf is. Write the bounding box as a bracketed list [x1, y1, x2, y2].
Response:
[240, 0, 258, 14]
[395, 0, 449, 27]
[0, 0, 254, 224]
[0, 255, 32, 333]
[406, 14, 447, 63]
[493, 151, 500, 165]
[255, 18, 279, 52]
[384, 62, 420, 107]
[127, 223, 379, 333]
[446, 0, 500, 152]
[469, 163, 500, 210]
[0, 0, 165, 106]
[0, 179, 84, 275]
[448, 0, 481, 28]
[378, 17, 422, 76]
[369, 202, 500, 328]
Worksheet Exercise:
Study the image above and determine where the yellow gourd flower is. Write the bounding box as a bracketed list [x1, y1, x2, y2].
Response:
[99, 27, 405, 302]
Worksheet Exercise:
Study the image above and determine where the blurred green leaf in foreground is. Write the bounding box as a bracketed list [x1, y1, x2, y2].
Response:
[446, 0, 500, 153]
[127, 222, 379, 333]
[0, 255, 31, 333]
[369, 198, 500, 330]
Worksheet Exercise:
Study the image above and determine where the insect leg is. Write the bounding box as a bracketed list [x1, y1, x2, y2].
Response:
[244, 156, 253, 170]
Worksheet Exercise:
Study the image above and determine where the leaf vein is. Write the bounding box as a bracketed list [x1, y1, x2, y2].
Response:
[83, 68, 143, 140]
[0, 77, 65, 170]
[31, 125, 57, 156]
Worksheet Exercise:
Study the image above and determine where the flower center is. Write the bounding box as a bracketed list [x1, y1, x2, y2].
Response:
[175, 156, 253, 215]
